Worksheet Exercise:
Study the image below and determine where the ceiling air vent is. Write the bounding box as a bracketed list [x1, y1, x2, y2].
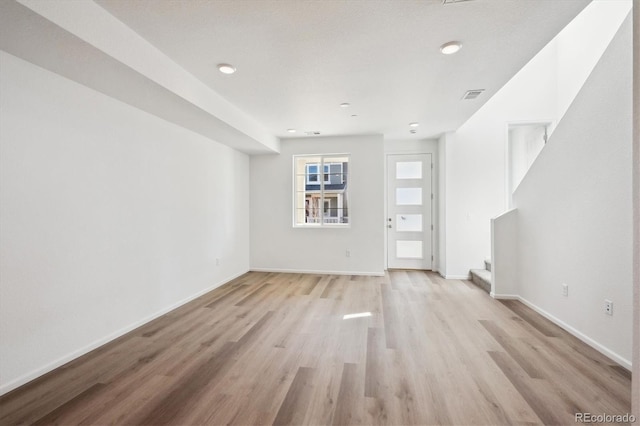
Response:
[462, 89, 485, 100]
[305, 131, 321, 136]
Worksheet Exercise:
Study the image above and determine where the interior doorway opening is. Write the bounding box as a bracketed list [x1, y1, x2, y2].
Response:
[507, 122, 552, 209]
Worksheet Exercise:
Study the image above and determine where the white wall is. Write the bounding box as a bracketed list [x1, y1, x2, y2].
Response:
[442, 0, 631, 278]
[250, 135, 385, 275]
[2, 0, 278, 155]
[513, 16, 633, 366]
[0, 52, 250, 394]
[437, 132, 453, 277]
[507, 124, 547, 209]
[444, 42, 558, 278]
[556, 0, 632, 120]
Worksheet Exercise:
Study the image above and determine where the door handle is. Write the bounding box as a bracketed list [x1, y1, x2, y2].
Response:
[388, 224, 392, 228]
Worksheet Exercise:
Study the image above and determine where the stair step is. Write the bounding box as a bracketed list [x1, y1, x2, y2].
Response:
[484, 258, 492, 272]
[470, 269, 491, 293]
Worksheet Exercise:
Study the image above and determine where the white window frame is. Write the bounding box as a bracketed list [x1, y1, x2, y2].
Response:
[293, 154, 350, 228]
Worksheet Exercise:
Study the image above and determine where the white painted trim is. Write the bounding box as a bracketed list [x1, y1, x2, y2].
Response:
[516, 296, 632, 370]
[437, 271, 471, 280]
[492, 208, 518, 220]
[250, 268, 384, 277]
[491, 293, 520, 300]
[443, 274, 471, 280]
[0, 270, 248, 396]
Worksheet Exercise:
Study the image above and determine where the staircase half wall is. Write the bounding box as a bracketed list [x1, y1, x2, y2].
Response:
[491, 209, 518, 298]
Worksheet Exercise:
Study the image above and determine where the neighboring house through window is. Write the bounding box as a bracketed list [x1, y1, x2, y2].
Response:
[294, 155, 349, 226]
[306, 163, 332, 184]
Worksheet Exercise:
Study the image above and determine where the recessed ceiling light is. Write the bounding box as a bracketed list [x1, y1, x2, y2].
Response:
[340, 103, 351, 108]
[217, 63, 236, 74]
[409, 122, 419, 127]
[351, 114, 358, 117]
[440, 41, 462, 55]
[287, 129, 296, 133]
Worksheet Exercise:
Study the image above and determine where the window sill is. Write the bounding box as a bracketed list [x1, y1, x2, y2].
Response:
[293, 224, 351, 229]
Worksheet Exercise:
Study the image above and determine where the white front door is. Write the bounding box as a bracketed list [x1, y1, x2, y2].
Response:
[387, 154, 433, 269]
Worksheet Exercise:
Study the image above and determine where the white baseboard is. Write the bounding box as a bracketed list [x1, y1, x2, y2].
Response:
[502, 295, 632, 371]
[0, 270, 248, 396]
[250, 268, 385, 277]
[491, 293, 520, 300]
[436, 271, 471, 280]
[444, 274, 471, 280]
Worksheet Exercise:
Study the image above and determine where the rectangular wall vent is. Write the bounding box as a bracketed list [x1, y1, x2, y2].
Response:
[462, 89, 485, 100]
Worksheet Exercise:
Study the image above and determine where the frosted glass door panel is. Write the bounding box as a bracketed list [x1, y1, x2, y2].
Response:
[396, 161, 422, 179]
[396, 214, 422, 232]
[396, 188, 422, 205]
[396, 241, 423, 259]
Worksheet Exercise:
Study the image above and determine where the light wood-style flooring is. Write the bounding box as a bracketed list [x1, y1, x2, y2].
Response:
[0, 271, 632, 425]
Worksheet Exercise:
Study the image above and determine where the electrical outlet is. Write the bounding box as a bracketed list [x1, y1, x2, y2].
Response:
[604, 300, 613, 316]
[345, 249, 350, 258]
[562, 283, 568, 297]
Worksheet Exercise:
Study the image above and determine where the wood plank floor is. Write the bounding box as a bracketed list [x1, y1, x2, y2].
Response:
[0, 271, 632, 425]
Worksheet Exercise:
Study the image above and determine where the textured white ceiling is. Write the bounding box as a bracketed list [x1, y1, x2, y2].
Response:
[94, 0, 589, 141]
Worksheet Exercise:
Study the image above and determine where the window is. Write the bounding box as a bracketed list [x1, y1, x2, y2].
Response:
[305, 164, 330, 184]
[294, 154, 350, 226]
